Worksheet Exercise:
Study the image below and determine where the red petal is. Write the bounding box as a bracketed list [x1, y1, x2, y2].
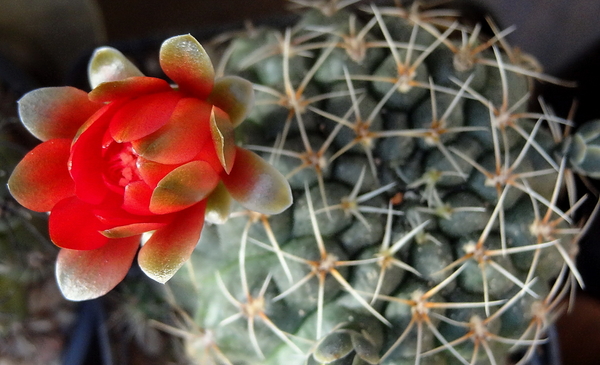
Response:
[159, 35, 214, 99]
[88, 46, 144, 88]
[93, 196, 172, 230]
[89, 77, 172, 103]
[69, 103, 123, 204]
[149, 160, 220, 214]
[49, 197, 109, 250]
[210, 107, 237, 174]
[56, 235, 140, 301]
[101, 222, 168, 238]
[207, 76, 255, 128]
[131, 98, 212, 164]
[194, 134, 225, 174]
[138, 201, 206, 283]
[8, 139, 75, 212]
[137, 157, 179, 188]
[18, 87, 103, 141]
[122, 180, 154, 215]
[204, 182, 232, 224]
[109, 91, 182, 142]
[221, 147, 293, 215]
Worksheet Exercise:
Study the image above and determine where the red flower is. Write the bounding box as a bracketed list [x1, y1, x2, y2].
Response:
[8, 35, 292, 301]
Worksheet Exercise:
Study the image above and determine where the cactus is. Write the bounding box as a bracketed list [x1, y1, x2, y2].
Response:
[5, 0, 599, 364]
[126, 1, 600, 365]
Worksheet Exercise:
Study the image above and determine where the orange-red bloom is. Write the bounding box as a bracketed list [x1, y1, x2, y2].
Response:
[8, 35, 292, 301]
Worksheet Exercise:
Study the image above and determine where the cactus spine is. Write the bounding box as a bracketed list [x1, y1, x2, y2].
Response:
[130, 1, 596, 364]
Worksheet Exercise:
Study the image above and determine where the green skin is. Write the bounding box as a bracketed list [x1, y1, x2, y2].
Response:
[142, 4, 597, 365]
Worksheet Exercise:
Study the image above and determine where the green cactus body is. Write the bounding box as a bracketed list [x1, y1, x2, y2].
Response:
[150, 2, 593, 364]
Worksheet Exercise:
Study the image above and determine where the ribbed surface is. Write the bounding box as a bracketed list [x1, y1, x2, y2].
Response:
[163, 3, 587, 364]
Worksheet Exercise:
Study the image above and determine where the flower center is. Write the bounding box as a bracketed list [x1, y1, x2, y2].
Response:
[103, 142, 142, 191]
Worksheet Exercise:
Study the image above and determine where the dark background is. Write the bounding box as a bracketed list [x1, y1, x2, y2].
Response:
[2, 0, 600, 85]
